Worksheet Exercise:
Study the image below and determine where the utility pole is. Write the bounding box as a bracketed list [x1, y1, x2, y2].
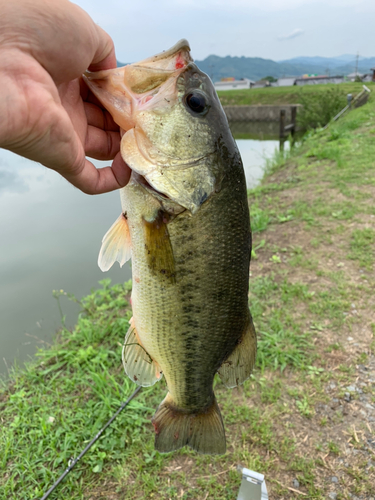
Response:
[355, 52, 359, 76]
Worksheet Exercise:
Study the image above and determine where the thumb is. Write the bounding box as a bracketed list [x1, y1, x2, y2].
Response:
[89, 24, 117, 72]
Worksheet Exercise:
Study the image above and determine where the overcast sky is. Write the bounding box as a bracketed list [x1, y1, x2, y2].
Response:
[75, 0, 375, 62]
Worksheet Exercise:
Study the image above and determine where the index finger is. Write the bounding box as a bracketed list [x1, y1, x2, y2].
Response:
[63, 152, 131, 195]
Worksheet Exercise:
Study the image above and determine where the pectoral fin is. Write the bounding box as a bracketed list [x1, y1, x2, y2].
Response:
[143, 212, 176, 283]
[98, 213, 131, 272]
[122, 319, 163, 387]
[218, 312, 257, 388]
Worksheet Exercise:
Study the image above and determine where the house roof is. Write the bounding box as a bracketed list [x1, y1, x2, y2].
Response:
[214, 78, 255, 86]
[297, 75, 343, 80]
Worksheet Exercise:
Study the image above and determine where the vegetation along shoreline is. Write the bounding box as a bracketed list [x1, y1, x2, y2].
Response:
[1, 85, 375, 499]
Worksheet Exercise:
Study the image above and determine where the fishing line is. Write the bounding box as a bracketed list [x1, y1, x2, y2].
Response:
[40, 386, 142, 500]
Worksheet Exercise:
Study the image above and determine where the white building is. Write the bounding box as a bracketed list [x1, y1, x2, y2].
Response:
[277, 77, 297, 87]
[214, 78, 255, 91]
[347, 72, 364, 82]
[252, 80, 271, 89]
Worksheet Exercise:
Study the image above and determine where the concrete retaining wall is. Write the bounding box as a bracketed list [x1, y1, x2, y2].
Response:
[223, 105, 302, 122]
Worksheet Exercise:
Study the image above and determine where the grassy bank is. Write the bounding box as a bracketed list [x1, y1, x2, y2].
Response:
[218, 81, 375, 106]
[1, 95, 375, 499]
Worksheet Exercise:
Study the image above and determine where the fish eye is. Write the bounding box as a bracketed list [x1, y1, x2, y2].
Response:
[184, 92, 207, 114]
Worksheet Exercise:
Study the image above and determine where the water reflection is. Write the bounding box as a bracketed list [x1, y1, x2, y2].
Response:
[0, 150, 131, 375]
[238, 139, 282, 189]
[229, 120, 280, 140]
[229, 121, 288, 189]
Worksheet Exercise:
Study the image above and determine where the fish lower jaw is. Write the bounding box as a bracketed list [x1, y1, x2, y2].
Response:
[132, 171, 169, 199]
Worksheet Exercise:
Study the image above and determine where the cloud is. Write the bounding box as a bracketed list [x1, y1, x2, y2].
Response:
[278, 28, 305, 41]
[0, 170, 29, 195]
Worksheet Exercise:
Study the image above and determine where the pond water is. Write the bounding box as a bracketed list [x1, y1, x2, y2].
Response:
[0, 125, 283, 376]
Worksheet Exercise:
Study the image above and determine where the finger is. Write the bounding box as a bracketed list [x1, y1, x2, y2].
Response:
[84, 101, 119, 131]
[89, 25, 117, 72]
[111, 151, 132, 188]
[85, 125, 121, 160]
[63, 155, 131, 195]
[79, 75, 107, 108]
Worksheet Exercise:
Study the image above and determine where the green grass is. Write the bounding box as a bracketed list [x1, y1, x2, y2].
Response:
[297, 86, 347, 130]
[250, 275, 314, 371]
[348, 228, 375, 269]
[249, 204, 270, 233]
[217, 82, 375, 107]
[0, 281, 163, 499]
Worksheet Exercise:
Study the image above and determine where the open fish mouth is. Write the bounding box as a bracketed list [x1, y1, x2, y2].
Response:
[83, 39, 193, 132]
[133, 172, 170, 199]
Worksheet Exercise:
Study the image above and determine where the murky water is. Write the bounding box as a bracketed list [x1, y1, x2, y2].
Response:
[0, 127, 282, 375]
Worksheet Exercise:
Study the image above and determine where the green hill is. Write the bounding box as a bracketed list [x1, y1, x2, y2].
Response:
[195, 54, 375, 82]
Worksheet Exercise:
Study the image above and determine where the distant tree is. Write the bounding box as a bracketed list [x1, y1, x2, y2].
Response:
[261, 76, 277, 82]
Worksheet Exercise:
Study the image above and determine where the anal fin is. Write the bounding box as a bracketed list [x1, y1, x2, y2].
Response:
[122, 319, 163, 387]
[218, 312, 257, 388]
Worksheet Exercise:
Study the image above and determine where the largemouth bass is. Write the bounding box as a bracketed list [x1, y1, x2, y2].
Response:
[83, 40, 256, 455]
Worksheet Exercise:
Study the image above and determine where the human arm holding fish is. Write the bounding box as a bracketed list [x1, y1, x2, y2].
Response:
[0, 0, 130, 194]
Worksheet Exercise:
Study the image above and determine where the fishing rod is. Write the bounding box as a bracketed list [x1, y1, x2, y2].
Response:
[40, 386, 142, 500]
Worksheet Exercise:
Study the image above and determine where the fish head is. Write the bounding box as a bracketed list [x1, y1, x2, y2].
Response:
[83, 40, 233, 213]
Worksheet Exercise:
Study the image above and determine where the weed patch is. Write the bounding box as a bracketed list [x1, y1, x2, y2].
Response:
[297, 87, 347, 130]
[348, 227, 375, 269]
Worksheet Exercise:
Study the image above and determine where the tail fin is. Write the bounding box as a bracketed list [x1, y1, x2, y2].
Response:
[151, 393, 226, 455]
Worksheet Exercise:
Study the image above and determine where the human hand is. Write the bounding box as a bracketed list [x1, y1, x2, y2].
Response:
[0, 0, 130, 194]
